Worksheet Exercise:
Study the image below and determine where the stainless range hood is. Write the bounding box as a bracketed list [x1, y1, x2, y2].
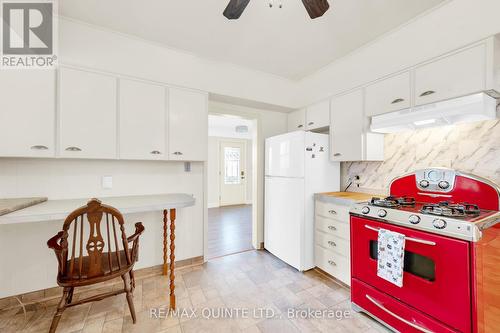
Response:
[371, 93, 498, 133]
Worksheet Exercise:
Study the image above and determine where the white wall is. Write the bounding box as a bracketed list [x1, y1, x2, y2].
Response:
[296, 0, 500, 106]
[207, 137, 252, 208]
[209, 102, 288, 248]
[59, 17, 298, 109]
[0, 158, 204, 298]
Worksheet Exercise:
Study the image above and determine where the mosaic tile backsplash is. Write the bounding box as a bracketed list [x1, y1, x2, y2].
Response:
[341, 119, 500, 193]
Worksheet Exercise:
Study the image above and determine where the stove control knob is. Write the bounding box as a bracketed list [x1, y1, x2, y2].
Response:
[419, 180, 430, 188]
[361, 206, 370, 214]
[409, 215, 421, 224]
[438, 181, 450, 190]
[433, 219, 447, 229]
[378, 209, 387, 218]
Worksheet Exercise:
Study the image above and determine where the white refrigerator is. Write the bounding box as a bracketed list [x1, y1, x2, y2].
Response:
[264, 131, 340, 271]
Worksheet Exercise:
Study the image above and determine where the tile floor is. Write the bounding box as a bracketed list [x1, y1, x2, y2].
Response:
[207, 205, 253, 259]
[0, 250, 390, 333]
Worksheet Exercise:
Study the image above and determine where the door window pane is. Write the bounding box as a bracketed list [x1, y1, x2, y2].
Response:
[224, 147, 241, 185]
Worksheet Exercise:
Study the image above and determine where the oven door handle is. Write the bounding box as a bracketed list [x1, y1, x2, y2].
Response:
[364, 225, 436, 246]
[366, 295, 435, 333]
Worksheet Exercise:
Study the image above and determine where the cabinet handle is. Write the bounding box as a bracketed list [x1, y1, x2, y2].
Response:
[391, 98, 404, 104]
[65, 146, 82, 152]
[328, 209, 337, 215]
[328, 260, 337, 266]
[30, 145, 48, 150]
[328, 225, 337, 231]
[150, 150, 161, 155]
[328, 241, 336, 247]
[308, 122, 314, 126]
[297, 124, 304, 128]
[419, 90, 436, 97]
[173, 151, 183, 155]
[333, 153, 342, 157]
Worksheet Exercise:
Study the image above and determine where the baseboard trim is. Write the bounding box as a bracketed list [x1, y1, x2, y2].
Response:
[313, 267, 350, 290]
[0, 255, 204, 311]
[208, 202, 219, 208]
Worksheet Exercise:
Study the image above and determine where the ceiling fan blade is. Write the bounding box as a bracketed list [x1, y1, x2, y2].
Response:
[301, 0, 330, 19]
[223, 0, 251, 20]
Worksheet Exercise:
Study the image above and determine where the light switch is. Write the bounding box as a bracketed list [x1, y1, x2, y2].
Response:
[102, 176, 113, 189]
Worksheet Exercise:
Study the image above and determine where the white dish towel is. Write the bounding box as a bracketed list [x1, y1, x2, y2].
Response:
[377, 228, 405, 287]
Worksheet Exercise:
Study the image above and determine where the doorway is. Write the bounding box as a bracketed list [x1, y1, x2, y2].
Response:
[207, 114, 254, 259]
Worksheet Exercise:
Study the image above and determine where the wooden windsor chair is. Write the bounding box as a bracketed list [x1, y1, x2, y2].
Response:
[47, 198, 144, 333]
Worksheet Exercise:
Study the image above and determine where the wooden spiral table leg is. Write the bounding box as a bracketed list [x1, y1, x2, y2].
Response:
[162, 210, 168, 276]
[169, 208, 176, 310]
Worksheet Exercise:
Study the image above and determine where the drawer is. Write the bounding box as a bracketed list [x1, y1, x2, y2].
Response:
[351, 278, 458, 333]
[316, 200, 350, 221]
[315, 231, 350, 257]
[315, 245, 350, 285]
[315, 215, 350, 240]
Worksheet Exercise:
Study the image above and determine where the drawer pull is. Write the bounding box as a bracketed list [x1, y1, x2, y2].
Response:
[366, 295, 434, 333]
[31, 145, 48, 150]
[333, 153, 342, 157]
[150, 150, 161, 155]
[173, 151, 183, 155]
[297, 124, 304, 128]
[328, 260, 336, 266]
[364, 225, 436, 246]
[328, 225, 337, 231]
[419, 90, 436, 97]
[391, 98, 404, 104]
[327, 241, 336, 247]
[65, 146, 82, 152]
[328, 210, 337, 215]
[308, 121, 314, 126]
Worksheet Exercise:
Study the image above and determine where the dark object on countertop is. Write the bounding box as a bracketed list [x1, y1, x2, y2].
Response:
[0, 197, 47, 216]
[47, 198, 144, 333]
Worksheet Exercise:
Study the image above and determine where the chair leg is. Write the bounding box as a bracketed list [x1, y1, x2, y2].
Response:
[49, 287, 70, 333]
[67, 287, 74, 304]
[122, 273, 137, 324]
[129, 270, 136, 292]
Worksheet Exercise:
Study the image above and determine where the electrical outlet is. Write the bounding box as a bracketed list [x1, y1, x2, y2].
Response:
[102, 176, 113, 189]
[354, 175, 361, 187]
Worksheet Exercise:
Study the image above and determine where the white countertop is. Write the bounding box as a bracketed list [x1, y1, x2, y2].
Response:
[0, 193, 196, 225]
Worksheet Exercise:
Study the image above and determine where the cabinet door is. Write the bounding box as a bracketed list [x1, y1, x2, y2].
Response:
[330, 90, 364, 162]
[415, 44, 486, 105]
[306, 100, 330, 130]
[59, 68, 117, 159]
[365, 72, 411, 116]
[287, 109, 306, 132]
[168, 88, 208, 161]
[0, 70, 55, 157]
[119, 79, 166, 160]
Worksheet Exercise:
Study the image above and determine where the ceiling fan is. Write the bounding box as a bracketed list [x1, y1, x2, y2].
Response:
[223, 0, 330, 20]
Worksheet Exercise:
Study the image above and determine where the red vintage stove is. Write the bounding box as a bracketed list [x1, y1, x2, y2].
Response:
[349, 168, 500, 333]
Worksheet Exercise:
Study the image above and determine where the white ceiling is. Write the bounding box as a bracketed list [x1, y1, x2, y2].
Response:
[209, 115, 254, 139]
[60, 0, 445, 80]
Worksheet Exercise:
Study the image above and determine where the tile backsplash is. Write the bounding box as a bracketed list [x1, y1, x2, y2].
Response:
[342, 119, 500, 193]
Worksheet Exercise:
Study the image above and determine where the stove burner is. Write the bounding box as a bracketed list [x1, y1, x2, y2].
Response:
[370, 196, 416, 208]
[420, 202, 481, 218]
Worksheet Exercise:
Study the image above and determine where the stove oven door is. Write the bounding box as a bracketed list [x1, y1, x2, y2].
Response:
[351, 216, 471, 333]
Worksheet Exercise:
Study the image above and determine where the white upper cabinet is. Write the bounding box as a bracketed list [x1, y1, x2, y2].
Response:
[306, 100, 330, 130]
[330, 89, 384, 162]
[168, 87, 208, 161]
[59, 68, 117, 159]
[287, 109, 306, 132]
[0, 70, 55, 157]
[365, 72, 411, 116]
[119, 79, 166, 160]
[415, 44, 488, 106]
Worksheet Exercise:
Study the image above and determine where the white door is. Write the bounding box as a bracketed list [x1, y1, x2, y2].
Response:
[59, 67, 117, 159]
[119, 79, 166, 160]
[287, 109, 306, 132]
[306, 100, 330, 130]
[168, 87, 208, 161]
[0, 70, 55, 157]
[365, 71, 411, 116]
[219, 141, 246, 206]
[265, 131, 305, 178]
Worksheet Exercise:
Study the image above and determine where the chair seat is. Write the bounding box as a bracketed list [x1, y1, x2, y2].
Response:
[58, 249, 133, 286]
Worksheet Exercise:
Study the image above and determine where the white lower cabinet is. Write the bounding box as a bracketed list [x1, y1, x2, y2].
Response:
[0, 70, 56, 157]
[119, 79, 167, 160]
[315, 199, 351, 286]
[59, 67, 118, 159]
